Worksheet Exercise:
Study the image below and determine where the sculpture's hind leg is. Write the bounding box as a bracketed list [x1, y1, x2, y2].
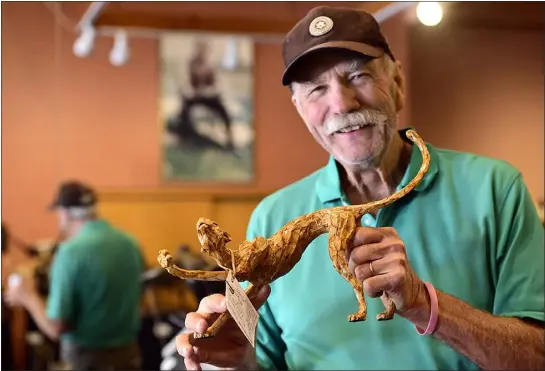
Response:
[376, 292, 396, 321]
[348, 279, 367, 322]
[328, 215, 367, 322]
[192, 311, 232, 340]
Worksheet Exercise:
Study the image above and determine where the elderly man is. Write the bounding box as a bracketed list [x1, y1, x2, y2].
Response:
[177, 6, 544, 371]
[4, 180, 145, 370]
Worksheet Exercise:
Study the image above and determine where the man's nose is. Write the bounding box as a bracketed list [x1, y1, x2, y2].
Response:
[329, 84, 360, 114]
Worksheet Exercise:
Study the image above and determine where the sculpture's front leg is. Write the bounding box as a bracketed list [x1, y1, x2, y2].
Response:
[158, 250, 228, 281]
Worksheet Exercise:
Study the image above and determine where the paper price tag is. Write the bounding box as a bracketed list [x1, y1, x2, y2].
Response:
[225, 271, 259, 348]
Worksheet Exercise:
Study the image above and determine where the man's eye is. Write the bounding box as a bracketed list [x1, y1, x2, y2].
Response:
[349, 72, 370, 81]
[309, 85, 326, 96]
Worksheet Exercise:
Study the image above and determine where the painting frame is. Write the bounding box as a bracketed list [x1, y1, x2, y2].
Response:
[158, 31, 256, 184]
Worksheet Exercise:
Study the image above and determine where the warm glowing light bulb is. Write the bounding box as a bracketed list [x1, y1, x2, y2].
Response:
[416, 2, 443, 27]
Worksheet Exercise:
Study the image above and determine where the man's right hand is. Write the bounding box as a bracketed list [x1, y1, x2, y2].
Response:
[177, 284, 271, 370]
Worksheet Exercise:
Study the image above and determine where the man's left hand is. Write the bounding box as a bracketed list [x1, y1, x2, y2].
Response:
[347, 226, 429, 314]
[4, 272, 36, 308]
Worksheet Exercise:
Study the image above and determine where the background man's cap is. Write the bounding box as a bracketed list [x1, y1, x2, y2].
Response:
[49, 181, 97, 210]
[281, 6, 396, 86]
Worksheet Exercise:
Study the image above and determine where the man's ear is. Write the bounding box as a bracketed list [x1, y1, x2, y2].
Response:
[392, 60, 406, 112]
[291, 93, 303, 116]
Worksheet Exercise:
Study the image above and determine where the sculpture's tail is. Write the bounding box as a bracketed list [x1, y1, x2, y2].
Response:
[352, 129, 430, 215]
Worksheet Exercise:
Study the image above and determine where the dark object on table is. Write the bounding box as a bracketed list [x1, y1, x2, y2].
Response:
[142, 244, 227, 370]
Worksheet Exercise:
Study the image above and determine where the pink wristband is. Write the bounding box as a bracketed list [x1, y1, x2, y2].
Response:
[415, 282, 439, 336]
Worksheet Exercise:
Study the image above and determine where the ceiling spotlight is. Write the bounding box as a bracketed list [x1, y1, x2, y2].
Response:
[416, 2, 443, 27]
[73, 26, 96, 58]
[109, 30, 130, 66]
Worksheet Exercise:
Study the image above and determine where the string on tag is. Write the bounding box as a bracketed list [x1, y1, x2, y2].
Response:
[217, 248, 237, 278]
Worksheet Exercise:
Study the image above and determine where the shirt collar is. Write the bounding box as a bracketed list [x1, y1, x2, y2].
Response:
[315, 155, 343, 206]
[315, 127, 439, 205]
[78, 219, 108, 235]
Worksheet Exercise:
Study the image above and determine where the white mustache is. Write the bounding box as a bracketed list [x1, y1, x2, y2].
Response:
[324, 110, 389, 135]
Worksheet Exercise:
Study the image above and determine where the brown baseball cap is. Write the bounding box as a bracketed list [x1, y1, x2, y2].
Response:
[281, 6, 396, 86]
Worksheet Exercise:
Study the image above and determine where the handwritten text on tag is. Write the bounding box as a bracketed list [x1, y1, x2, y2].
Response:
[225, 271, 259, 347]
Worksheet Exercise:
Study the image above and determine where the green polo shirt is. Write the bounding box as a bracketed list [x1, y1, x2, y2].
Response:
[47, 219, 144, 349]
[244, 128, 544, 370]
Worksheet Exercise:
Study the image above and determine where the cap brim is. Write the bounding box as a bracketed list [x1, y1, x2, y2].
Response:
[281, 41, 384, 86]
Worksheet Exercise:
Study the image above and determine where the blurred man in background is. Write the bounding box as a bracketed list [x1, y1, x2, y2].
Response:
[4, 180, 146, 370]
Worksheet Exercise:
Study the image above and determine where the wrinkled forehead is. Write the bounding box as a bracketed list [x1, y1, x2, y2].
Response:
[289, 49, 376, 86]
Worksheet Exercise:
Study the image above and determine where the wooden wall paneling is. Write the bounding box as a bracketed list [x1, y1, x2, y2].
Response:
[97, 188, 273, 264]
[98, 198, 215, 263]
[213, 199, 260, 249]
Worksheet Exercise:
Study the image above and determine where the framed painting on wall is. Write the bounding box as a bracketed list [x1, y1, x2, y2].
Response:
[159, 32, 255, 182]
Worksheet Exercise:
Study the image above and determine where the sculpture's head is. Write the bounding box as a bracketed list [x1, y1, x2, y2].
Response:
[196, 217, 232, 254]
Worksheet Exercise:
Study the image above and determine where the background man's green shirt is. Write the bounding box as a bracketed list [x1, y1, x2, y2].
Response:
[244, 130, 544, 370]
[47, 219, 144, 349]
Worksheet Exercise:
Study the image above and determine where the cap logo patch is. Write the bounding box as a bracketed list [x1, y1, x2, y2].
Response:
[309, 16, 333, 37]
[81, 193, 93, 204]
